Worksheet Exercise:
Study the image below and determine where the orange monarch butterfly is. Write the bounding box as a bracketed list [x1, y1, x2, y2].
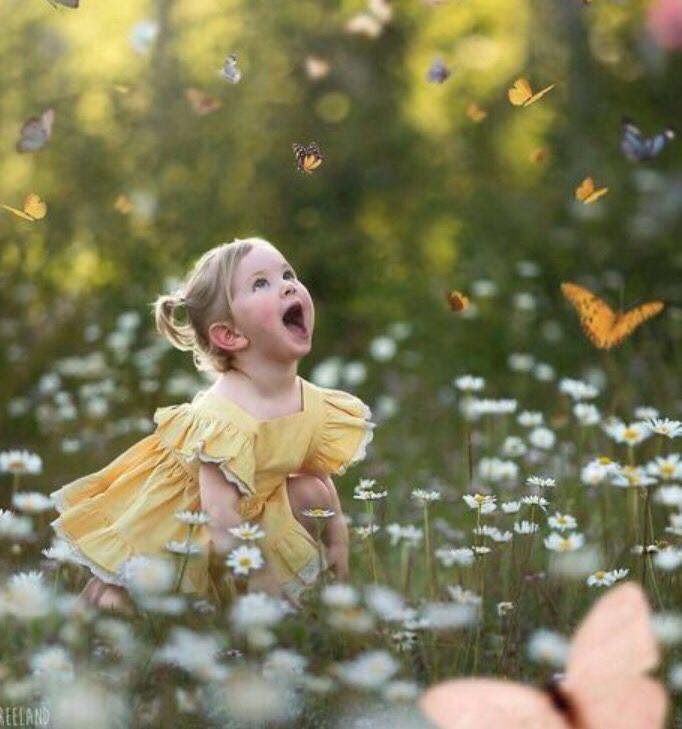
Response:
[292, 142, 323, 174]
[445, 290, 470, 312]
[561, 282, 664, 349]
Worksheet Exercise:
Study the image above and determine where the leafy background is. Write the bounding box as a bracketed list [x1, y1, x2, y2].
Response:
[1, 0, 681, 490]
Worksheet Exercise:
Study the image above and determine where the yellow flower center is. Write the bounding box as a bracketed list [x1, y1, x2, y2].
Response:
[623, 428, 638, 441]
[661, 464, 674, 477]
[594, 570, 606, 579]
[598, 456, 612, 465]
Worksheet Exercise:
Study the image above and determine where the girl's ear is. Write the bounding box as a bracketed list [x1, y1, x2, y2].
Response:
[208, 321, 249, 354]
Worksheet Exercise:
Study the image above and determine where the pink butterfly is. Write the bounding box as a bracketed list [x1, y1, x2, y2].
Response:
[420, 582, 668, 728]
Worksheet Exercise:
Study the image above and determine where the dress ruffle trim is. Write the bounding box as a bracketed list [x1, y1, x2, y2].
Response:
[153, 404, 255, 496]
[50, 504, 128, 588]
[308, 389, 375, 476]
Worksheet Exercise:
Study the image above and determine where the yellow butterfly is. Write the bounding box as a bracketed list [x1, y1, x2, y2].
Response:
[575, 177, 609, 204]
[561, 282, 664, 349]
[466, 103, 487, 123]
[507, 77, 555, 107]
[1, 193, 47, 221]
[114, 194, 133, 214]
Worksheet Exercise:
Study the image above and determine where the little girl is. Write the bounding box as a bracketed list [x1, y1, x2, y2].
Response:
[49, 237, 374, 613]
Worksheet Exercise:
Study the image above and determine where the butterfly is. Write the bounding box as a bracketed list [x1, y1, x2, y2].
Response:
[46, 0, 79, 7]
[219, 54, 242, 84]
[427, 58, 451, 84]
[466, 103, 487, 123]
[420, 582, 668, 729]
[445, 290, 470, 312]
[16, 108, 55, 153]
[575, 177, 608, 204]
[561, 282, 664, 349]
[529, 147, 548, 163]
[508, 78, 555, 107]
[1, 194, 47, 221]
[620, 117, 675, 162]
[185, 87, 222, 115]
[292, 142, 323, 174]
[113, 194, 133, 215]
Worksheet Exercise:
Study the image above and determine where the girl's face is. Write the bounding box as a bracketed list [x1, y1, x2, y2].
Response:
[228, 242, 315, 363]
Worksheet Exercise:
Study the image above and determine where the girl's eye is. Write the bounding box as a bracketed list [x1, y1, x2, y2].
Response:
[284, 270, 296, 280]
[253, 278, 268, 290]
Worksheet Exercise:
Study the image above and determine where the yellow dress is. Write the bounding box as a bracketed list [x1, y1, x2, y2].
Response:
[49, 377, 374, 602]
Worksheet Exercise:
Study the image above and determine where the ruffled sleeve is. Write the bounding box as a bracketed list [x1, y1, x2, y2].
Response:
[153, 403, 255, 497]
[303, 388, 375, 476]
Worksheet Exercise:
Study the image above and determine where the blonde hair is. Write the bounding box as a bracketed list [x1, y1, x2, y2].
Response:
[152, 237, 271, 374]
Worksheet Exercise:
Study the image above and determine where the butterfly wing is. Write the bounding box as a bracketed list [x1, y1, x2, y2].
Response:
[23, 194, 47, 220]
[508, 78, 532, 106]
[466, 103, 487, 122]
[525, 83, 555, 106]
[565, 676, 668, 729]
[606, 301, 664, 347]
[585, 186, 608, 204]
[293, 142, 322, 173]
[575, 177, 594, 202]
[420, 678, 571, 729]
[620, 119, 645, 162]
[561, 282, 616, 349]
[564, 582, 659, 692]
[446, 290, 470, 312]
[1, 203, 35, 221]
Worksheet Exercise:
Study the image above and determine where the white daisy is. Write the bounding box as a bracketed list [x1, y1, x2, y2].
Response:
[547, 512, 577, 531]
[229, 521, 267, 540]
[517, 411, 544, 427]
[334, 650, 399, 690]
[174, 510, 210, 526]
[497, 601, 514, 617]
[0, 450, 42, 475]
[646, 455, 682, 481]
[435, 547, 475, 567]
[646, 418, 682, 439]
[573, 403, 601, 426]
[501, 500, 521, 514]
[513, 520, 540, 535]
[453, 375, 485, 392]
[528, 427, 556, 450]
[463, 493, 497, 513]
[544, 532, 585, 552]
[226, 545, 264, 576]
[411, 488, 442, 502]
[165, 540, 203, 557]
[521, 495, 549, 511]
[581, 457, 619, 486]
[12, 492, 54, 513]
[558, 378, 598, 401]
[527, 629, 569, 667]
[603, 419, 650, 447]
[526, 475, 556, 489]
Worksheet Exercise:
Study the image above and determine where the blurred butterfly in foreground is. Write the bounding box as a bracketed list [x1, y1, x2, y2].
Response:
[292, 142, 323, 174]
[620, 117, 675, 162]
[426, 58, 451, 84]
[46, 0, 79, 7]
[507, 77, 555, 107]
[185, 88, 222, 115]
[420, 581, 668, 729]
[219, 54, 242, 84]
[16, 108, 55, 153]
[1, 194, 47, 221]
[575, 177, 608, 204]
[561, 282, 664, 349]
[445, 290, 470, 312]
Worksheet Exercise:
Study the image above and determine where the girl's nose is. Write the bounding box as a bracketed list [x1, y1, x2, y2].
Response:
[282, 281, 296, 296]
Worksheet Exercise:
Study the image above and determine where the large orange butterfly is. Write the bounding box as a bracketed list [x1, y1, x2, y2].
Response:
[420, 582, 668, 729]
[561, 282, 664, 349]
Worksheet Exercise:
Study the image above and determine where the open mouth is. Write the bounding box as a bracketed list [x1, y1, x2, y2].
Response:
[282, 302, 308, 338]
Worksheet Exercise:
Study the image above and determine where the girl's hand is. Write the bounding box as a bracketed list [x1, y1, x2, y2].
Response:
[325, 542, 350, 581]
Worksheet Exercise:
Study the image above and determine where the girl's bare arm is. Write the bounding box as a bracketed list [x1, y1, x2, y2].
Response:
[199, 462, 243, 556]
